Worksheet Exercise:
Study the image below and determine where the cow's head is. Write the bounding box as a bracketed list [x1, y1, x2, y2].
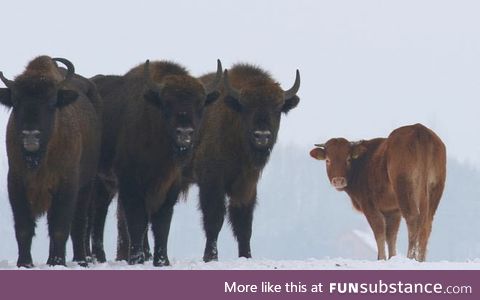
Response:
[310, 138, 368, 191]
[223, 69, 300, 166]
[0, 57, 79, 169]
[143, 60, 222, 157]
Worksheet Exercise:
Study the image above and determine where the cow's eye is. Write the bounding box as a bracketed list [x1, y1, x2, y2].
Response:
[326, 158, 331, 165]
[346, 157, 352, 164]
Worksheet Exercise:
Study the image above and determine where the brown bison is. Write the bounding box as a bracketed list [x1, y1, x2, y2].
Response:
[185, 64, 301, 262]
[90, 60, 222, 266]
[309, 124, 446, 261]
[0, 56, 101, 267]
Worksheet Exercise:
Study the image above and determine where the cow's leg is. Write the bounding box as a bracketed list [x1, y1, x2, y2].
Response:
[91, 174, 117, 263]
[116, 199, 129, 261]
[392, 174, 420, 259]
[71, 182, 94, 267]
[143, 230, 152, 261]
[364, 208, 387, 260]
[8, 172, 35, 268]
[151, 184, 180, 267]
[228, 200, 255, 259]
[47, 184, 77, 266]
[384, 210, 401, 259]
[199, 181, 226, 262]
[118, 177, 148, 265]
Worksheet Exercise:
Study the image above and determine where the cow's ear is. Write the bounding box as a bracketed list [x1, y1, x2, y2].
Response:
[282, 95, 300, 114]
[310, 147, 326, 160]
[0, 88, 13, 107]
[56, 89, 79, 108]
[144, 89, 164, 109]
[351, 144, 367, 159]
[205, 91, 220, 107]
[224, 95, 243, 112]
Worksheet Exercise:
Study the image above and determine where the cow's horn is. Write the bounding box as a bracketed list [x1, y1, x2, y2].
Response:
[144, 59, 164, 94]
[52, 57, 75, 87]
[283, 69, 300, 100]
[314, 143, 326, 148]
[0, 71, 14, 88]
[223, 69, 241, 100]
[204, 59, 222, 95]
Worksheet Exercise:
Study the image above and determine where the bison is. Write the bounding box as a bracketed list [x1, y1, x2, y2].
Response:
[0, 56, 101, 267]
[185, 64, 301, 262]
[309, 123, 446, 261]
[90, 59, 222, 266]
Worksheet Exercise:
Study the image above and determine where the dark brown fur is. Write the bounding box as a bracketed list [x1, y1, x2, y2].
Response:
[310, 124, 446, 261]
[90, 60, 221, 266]
[0, 56, 101, 267]
[186, 63, 300, 262]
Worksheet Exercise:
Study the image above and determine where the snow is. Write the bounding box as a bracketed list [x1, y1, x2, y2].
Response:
[1, 256, 480, 270]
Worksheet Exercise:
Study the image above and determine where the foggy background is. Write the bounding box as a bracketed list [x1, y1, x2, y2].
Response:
[0, 0, 479, 263]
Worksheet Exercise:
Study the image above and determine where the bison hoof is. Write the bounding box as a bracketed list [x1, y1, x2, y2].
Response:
[153, 255, 170, 267]
[47, 256, 66, 266]
[17, 262, 34, 269]
[92, 251, 106, 263]
[128, 252, 145, 265]
[203, 253, 218, 263]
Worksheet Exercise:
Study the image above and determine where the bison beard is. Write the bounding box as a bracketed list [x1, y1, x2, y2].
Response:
[189, 63, 300, 262]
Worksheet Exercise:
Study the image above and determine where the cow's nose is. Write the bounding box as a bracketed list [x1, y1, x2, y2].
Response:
[176, 127, 194, 147]
[22, 130, 41, 152]
[253, 130, 272, 146]
[331, 177, 347, 189]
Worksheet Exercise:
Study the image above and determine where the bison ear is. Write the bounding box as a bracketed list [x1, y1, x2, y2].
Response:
[0, 88, 13, 107]
[310, 148, 326, 160]
[282, 95, 300, 114]
[224, 95, 243, 112]
[56, 89, 79, 108]
[205, 91, 220, 106]
[144, 90, 164, 109]
[351, 144, 367, 159]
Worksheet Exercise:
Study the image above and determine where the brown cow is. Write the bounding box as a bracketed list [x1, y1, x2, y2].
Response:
[309, 124, 446, 261]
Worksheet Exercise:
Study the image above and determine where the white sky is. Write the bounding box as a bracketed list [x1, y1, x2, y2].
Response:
[1, 0, 479, 166]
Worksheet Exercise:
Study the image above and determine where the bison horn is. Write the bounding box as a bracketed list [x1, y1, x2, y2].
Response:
[144, 59, 164, 95]
[283, 69, 300, 100]
[314, 143, 326, 148]
[0, 71, 14, 88]
[223, 69, 241, 100]
[204, 59, 223, 95]
[52, 57, 75, 87]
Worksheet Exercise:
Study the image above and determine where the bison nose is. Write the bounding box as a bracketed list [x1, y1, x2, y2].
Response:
[253, 130, 272, 147]
[176, 127, 194, 147]
[22, 130, 41, 152]
[331, 177, 347, 190]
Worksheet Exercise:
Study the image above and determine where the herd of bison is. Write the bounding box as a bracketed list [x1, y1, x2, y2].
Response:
[0, 56, 446, 268]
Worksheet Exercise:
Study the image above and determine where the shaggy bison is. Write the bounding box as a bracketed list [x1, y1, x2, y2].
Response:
[186, 64, 301, 262]
[90, 59, 222, 266]
[310, 124, 446, 261]
[0, 56, 101, 267]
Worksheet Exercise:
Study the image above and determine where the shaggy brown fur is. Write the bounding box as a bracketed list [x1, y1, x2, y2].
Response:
[310, 124, 446, 261]
[185, 63, 300, 262]
[0, 56, 101, 267]
[90, 60, 222, 266]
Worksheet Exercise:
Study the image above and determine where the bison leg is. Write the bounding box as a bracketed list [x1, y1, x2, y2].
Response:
[150, 185, 179, 267]
[199, 182, 226, 262]
[118, 179, 148, 265]
[8, 172, 35, 268]
[91, 174, 117, 263]
[384, 210, 401, 258]
[228, 202, 255, 259]
[71, 183, 94, 267]
[364, 208, 387, 260]
[47, 185, 77, 266]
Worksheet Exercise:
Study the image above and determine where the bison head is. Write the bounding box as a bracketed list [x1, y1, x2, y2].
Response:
[223, 69, 300, 166]
[143, 60, 222, 158]
[0, 57, 79, 169]
[310, 139, 368, 191]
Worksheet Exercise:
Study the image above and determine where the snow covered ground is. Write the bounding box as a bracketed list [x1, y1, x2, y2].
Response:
[1, 256, 480, 270]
